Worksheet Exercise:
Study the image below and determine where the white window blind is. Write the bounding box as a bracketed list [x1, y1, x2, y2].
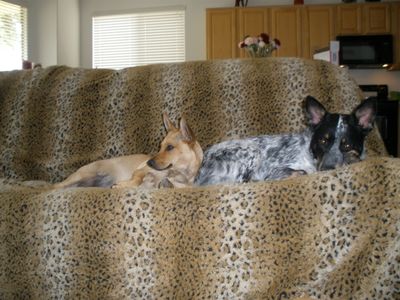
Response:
[93, 9, 185, 69]
[0, 0, 27, 71]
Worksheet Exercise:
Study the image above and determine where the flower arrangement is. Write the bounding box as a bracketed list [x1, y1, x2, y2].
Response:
[238, 33, 281, 58]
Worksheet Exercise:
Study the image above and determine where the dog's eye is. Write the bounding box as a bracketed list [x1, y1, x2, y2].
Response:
[319, 137, 328, 145]
[166, 144, 174, 151]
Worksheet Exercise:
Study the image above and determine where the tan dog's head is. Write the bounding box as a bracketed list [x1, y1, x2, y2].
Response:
[146, 113, 203, 182]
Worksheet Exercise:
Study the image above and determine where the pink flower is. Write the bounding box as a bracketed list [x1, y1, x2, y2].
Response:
[244, 36, 258, 46]
[273, 38, 281, 48]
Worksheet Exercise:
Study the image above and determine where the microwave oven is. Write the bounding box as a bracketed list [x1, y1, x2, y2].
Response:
[336, 35, 393, 69]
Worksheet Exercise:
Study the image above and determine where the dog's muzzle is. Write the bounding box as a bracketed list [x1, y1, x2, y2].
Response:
[343, 151, 361, 165]
[147, 159, 172, 171]
[318, 150, 361, 171]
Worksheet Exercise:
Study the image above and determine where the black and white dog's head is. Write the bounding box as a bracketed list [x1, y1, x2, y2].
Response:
[305, 96, 376, 171]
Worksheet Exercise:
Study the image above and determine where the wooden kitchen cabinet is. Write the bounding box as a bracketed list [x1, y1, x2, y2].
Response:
[237, 8, 270, 58]
[336, 3, 391, 35]
[270, 6, 302, 57]
[206, 2, 396, 61]
[302, 5, 335, 59]
[363, 3, 391, 34]
[206, 8, 237, 59]
[336, 4, 362, 35]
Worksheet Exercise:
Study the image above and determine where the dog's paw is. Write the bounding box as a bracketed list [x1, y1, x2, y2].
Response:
[289, 169, 307, 178]
[112, 179, 142, 189]
[111, 182, 129, 189]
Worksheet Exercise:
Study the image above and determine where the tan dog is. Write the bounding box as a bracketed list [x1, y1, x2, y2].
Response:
[113, 114, 203, 189]
[53, 113, 203, 189]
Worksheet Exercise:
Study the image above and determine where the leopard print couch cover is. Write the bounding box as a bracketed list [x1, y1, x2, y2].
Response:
[0, 58, 398, 299]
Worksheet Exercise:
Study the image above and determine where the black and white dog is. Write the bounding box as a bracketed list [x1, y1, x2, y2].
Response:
[195, 96, 376, 186]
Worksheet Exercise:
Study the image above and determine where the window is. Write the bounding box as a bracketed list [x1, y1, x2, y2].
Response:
[0, 0, 27, 71]
[93, 8, 185, 69]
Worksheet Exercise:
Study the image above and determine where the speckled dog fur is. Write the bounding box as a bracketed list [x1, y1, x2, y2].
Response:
[195, 96, 376, 186]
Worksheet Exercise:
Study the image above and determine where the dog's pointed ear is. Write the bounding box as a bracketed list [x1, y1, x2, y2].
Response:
[305, 96, 327, 126]
[353, 98, 376, 131]
[179, 116, 195, 142]
[163, 112, 177, 132]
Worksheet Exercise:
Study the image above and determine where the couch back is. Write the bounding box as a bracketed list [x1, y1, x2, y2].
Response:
[0, 58, 387, 182]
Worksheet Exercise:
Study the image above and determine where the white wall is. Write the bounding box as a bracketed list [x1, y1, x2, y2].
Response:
[27, 0, 79, 67]
[58, 0, 80, 67]
[28, 0, 57, 66]
[349, 69, 400, 94]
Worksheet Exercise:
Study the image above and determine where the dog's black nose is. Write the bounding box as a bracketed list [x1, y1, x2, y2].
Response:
[147, 159, 156, 169]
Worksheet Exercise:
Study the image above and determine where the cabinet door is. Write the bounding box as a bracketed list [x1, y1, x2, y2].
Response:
[337, 4, 362, 35]
[206, 8, 237, 59]
[237, 8, 269, 58]
[302, 5, 335, 59]
[363, 3, 391, 34]
[270, 7, 302, 57]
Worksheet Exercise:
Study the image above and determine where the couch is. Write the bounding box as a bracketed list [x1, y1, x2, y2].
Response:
[0, 58, 399, 299]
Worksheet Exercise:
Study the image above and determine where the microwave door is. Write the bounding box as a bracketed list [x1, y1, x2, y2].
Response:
[342, 44, 375, 63]
[337, 35, 393, 68]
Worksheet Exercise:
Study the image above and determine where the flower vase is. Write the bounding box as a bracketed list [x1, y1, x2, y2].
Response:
[246, 49, 272, 58]
[239, 33, 280, 58]
[246, 50, 256, 58]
